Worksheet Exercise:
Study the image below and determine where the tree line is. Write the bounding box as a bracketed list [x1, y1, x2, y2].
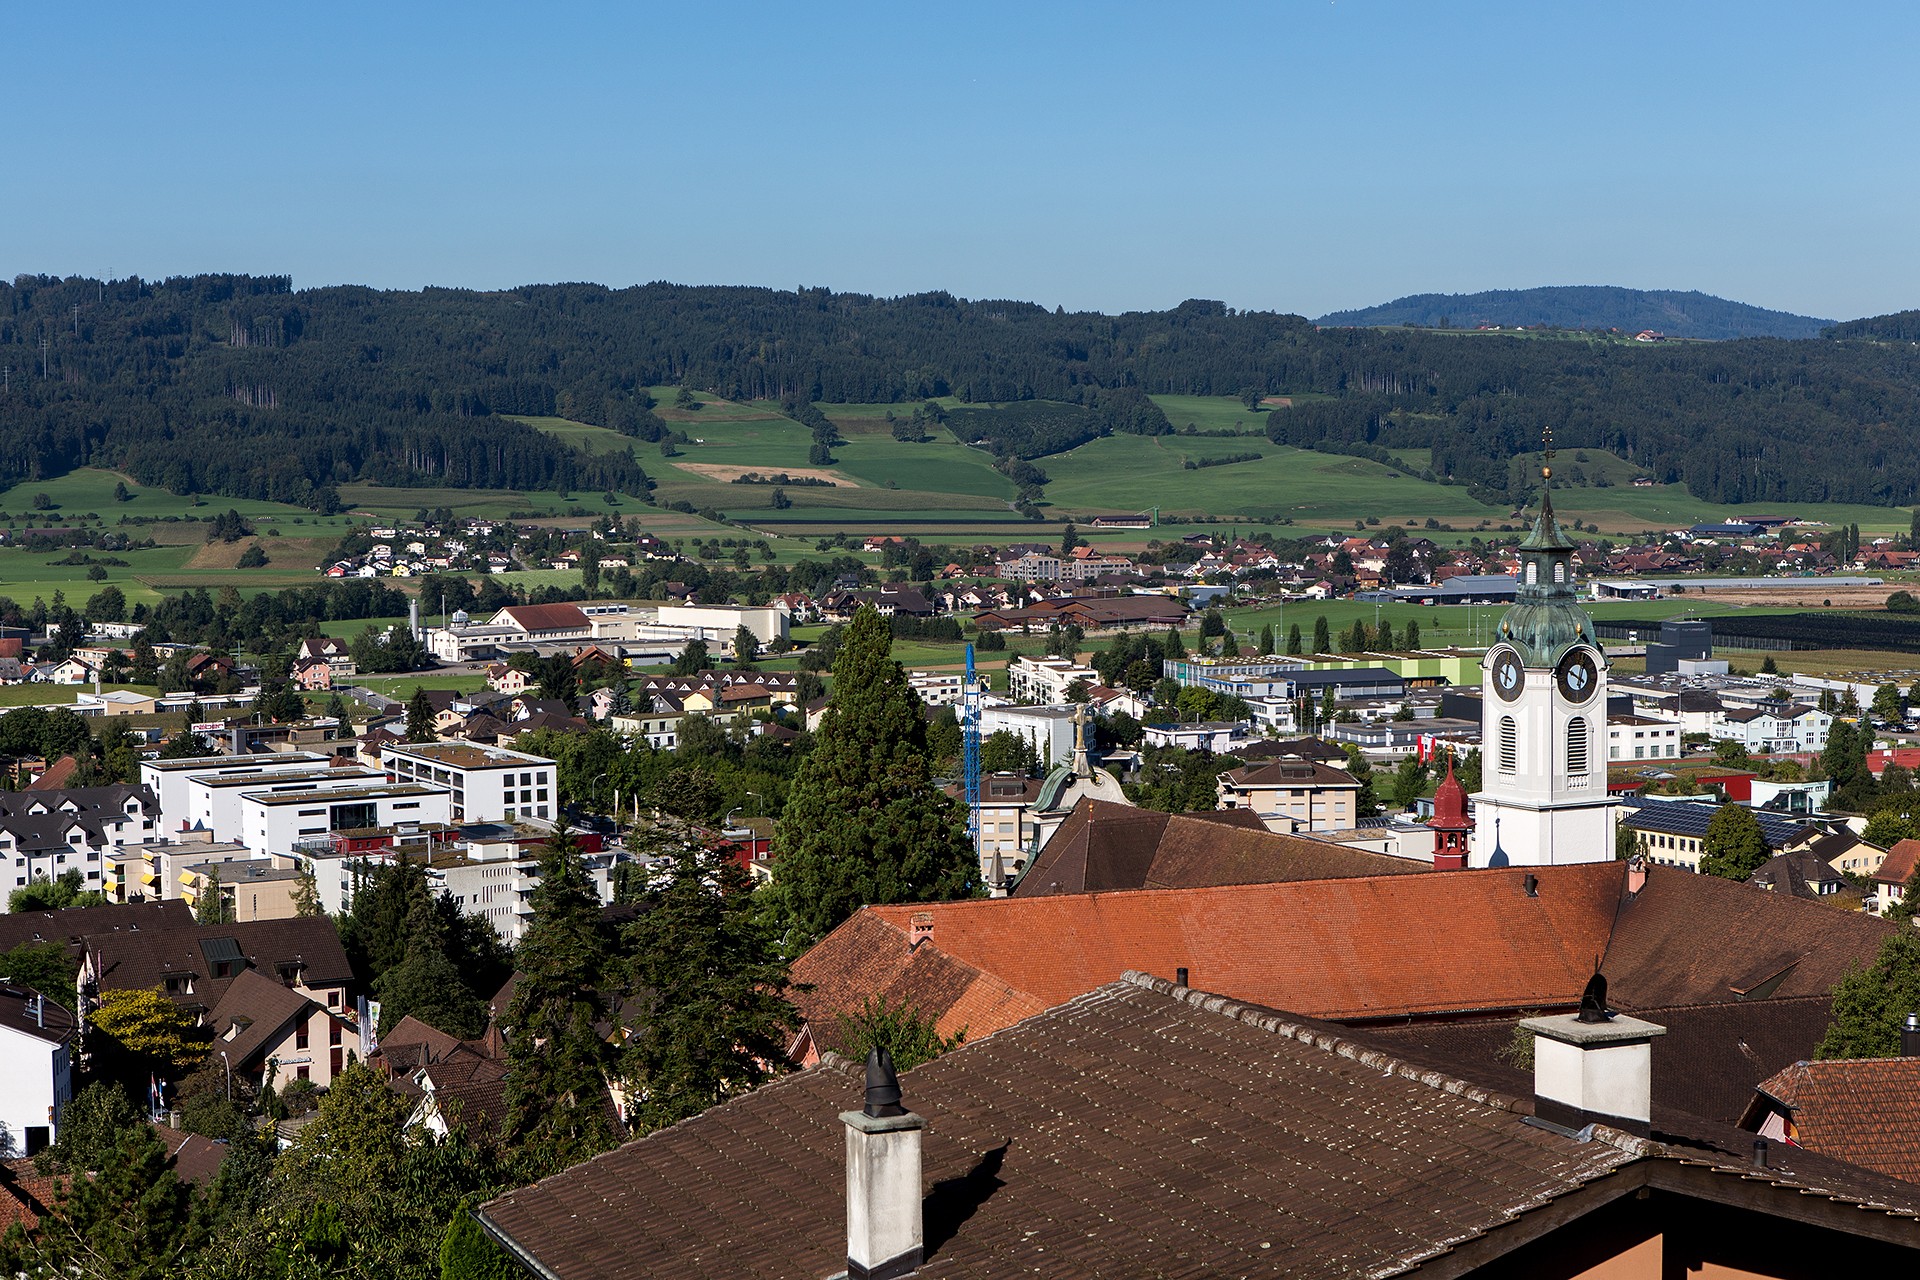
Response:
[10, 274, 1920, 509]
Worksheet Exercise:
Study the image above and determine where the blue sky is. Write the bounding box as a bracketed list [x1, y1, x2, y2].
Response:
[6, 2, 1915, 319]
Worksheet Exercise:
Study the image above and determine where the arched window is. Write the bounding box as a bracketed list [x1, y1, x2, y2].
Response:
[1526, 563, 1538, 585]
[1566, 717, 1589, 775]
[1498, 716, 1517, 773]
[1553, 561, 1566, 583]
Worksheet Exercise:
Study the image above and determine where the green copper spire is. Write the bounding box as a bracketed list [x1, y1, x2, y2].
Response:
[1495, 451, 1600, 666]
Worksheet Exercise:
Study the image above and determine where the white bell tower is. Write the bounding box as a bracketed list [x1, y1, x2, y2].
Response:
[1470, 454, 1618, 867]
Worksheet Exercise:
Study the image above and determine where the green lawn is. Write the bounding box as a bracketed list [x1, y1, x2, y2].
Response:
[1042, 436, 1504, 525]
[0, 468, 318, 523]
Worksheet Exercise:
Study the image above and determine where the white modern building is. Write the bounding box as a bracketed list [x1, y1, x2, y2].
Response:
[908, 671, 965, 707]
[141, 753, 337, 834]
[1606, 714, 1684, 762]
[1706, 704, 1834, 755]
[0, 982, 72, 1158]
[427, 827, 621, 944]
[1469, 492, 1619, 868]
[980, 703, 1080, 768]
[238, 783, 454, 856]
[1005, 656, 1099, 705]
[378, 742, 559, 823]
[171, 765, 387, 845]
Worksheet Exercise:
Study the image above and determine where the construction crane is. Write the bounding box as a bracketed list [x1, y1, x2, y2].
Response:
[963, 643, 982, 850]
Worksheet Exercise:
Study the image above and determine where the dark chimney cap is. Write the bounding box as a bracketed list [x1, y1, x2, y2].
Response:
[1175, 967, 1189, 988]
[1523, 873, 1539, 897]
[863, 1046, 906, 1119]
[1576, 972, 1612, 1024]
[1752, 1137, 1770, 1170]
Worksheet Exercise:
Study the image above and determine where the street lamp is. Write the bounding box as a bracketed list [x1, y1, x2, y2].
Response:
[724, 806, 744, 830]
[218, 1050, 231, 1102]
[744, 791, 760, 817]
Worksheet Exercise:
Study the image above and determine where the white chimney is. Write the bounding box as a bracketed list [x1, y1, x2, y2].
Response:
[1521, 976, 1666, 1137]
[842, 1047, 924, 1280]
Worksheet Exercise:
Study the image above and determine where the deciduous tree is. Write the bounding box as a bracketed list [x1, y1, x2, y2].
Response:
[1699, 804, 1769, 880]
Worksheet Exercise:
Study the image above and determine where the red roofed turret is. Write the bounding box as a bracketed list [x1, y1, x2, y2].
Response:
[1428, 753, 1473, 871]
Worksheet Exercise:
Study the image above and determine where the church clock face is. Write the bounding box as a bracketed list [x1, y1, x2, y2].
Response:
[1556, 648, 1599, 703]
[1491, 648, 1525, 702]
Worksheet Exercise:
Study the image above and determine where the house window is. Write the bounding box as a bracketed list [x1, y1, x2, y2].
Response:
[1566, 718, 1589, 775]
[1498, 716, 1517, 773]
[296, 1023, 310, 1050]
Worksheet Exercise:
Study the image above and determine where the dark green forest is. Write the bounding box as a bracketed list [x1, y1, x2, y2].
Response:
[4, 273, 1920, 510]
[1315, 286, 1833, 340]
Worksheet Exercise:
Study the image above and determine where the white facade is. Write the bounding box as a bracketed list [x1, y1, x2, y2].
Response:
[175, 766, 387, 844]
[650, 604, 788, 648]
[0, 987, 71, 1158]
[1471, 641, 1618, 867]
[141, 753, 335, 834]
[378, 742, 559, 823]
[430, 835, 619, 943]
[239, 784, 454, 856]
[908, 671, 965, 707]
[1005, 656, 1099, 705]
[1606, 715, 1683, 762]
[1707, 705, 1833, 755]
[980, 704, 1079, 768]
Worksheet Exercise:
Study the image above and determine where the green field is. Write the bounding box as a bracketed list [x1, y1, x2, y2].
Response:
[0, 469, 323, 523]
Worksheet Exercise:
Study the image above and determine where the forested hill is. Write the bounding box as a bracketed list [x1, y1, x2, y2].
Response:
[3, 273, 1920, 509]
[1824, 311, 1920, 342]
[1316, 287, 1832, 340]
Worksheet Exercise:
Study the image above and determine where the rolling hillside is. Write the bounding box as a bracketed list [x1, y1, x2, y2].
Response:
[1315, 286, 1832, 340]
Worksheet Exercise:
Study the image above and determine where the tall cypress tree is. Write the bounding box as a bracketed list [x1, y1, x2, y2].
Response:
[761, 606, 977, 951]
[1312, 615, 1331, 654]
[502, 832, 620, 1178]
[405, 686, 435, 742]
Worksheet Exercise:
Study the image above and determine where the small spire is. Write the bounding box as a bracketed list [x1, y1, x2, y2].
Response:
[863, 1045, 906, 1118]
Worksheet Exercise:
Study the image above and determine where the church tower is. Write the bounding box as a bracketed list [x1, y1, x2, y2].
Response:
[1469, 456, 1618, 867]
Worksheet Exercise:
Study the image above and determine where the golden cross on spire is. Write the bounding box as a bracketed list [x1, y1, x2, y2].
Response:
[1542, 423, 1554, 482]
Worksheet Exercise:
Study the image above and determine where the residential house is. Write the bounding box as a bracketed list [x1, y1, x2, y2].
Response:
[1607, 713, 1685, 762]
[0, 785, 161, 906]
[208, 967, 355, 1088]
[82, 916, 355, 1022]
[1709, 703, 1834, 754]
[1216, 757, 1365, 833]
[1871, 839, 1920, 913]
[485, 664, 533, 695]
[1004, 656, 1099, 705]
[0, 983, 72, 1157]
[290, 658, 334, 692]
[1621, 798, 1819, 873]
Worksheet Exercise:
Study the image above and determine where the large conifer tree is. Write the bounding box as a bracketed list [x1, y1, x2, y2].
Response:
[501, 832, 620, 1177]
[762, 606, 977, 950]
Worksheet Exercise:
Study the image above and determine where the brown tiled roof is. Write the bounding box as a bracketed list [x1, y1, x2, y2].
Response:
[1874, 839, 1920, 889]
[1371, 994, 1837, 1126]
[25, 756, 78, 790]
[790, 912, 1045, 1053]
[0, 980, 76, 1044]
[0, 900, 191, 956]
[479, 974, 1920, 1280]
[0, 1160, 55, 1234]
[1749, 1057, 1920, 1183]
[88, 917, 353, 1012]
[1220, 758, 1363, 788]
[208, 967, 321, 1067]
[153, 1126, 229, 1183]
[1601, 864, 1895, 1008]
[497, 604, 590, 633]
[1013, 799, 1418, 897]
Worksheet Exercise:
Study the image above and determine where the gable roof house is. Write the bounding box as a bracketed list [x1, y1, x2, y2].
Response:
[81, 916, 354, 1021]
[478, 973, 1920, 1280]
[0, 983, 74, 1158]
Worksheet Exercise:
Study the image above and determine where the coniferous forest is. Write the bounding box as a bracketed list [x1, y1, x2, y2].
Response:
[6, 272, 1920, 510]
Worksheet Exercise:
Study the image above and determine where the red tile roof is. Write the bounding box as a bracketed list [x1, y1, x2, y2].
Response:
[849, 863, 1625, 1024]
[1751, 1057, 1920, 1183]
[1874, 839, 1920, 890]
[497, 604, 590, 634]
[798, 862, 1894, 1043]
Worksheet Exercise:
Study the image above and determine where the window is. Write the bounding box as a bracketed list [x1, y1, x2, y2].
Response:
[1566, 718, 1589, 775]
[296, 1023, 310, 1050]
[1526, 563, 1538, 585]
[1553, 562, 1566, 583]
[1498, 716, 1517, 773]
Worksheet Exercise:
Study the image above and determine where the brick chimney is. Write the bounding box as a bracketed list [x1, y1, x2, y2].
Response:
[1903, 1013, 1920, 1058]
[1520, 974, 1666, 1137]
[842, 1046, 924, 1279]
[908, 912, 934, 949]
